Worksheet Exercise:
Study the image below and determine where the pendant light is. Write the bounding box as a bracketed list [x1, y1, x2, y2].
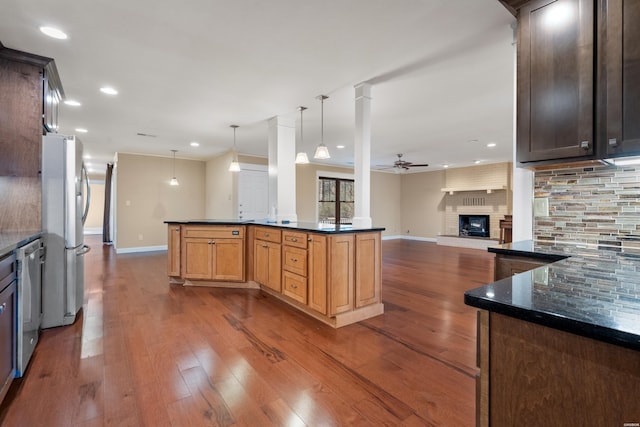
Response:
[295, 106, 310, 164]
[169, 149, 179, 186]
[228, 125, 241, 172]
[314, 95, 330, 160]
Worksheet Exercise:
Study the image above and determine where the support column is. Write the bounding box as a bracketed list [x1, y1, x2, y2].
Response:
[267, 116, 297, 223]
[352, 82, 372, 228]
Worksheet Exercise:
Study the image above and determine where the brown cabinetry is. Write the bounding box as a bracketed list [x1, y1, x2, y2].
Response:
[281, 231, 308, 303]
[602, 0, 640, 158]
[181, 226, 245, 282]
[0, 44, 63, 177]
[355, 232, 382, 308]
[254, 227, 281, 291]
[511, 0, 640, 165]
[328, 234, 355, 315]
[516, 0, 595, 164]
[167, 225, 181, 277]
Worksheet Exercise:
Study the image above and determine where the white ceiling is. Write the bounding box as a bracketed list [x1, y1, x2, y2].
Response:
[0, 0, 516, 176]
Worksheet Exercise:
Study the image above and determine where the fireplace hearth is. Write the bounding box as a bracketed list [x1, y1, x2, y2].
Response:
[459, 214, 490, 238]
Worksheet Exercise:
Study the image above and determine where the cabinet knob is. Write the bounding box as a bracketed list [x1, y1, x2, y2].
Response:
[265, 233, 270, 237]
[291, 284, 298, 289]
[291, 238, 298, 242]
[262, 244, 268, 248]
[580, 140, 589, 150]
[175, 227, 179, 231]
[307, 237, 312, 242]
[0, 302, 5, 315]
[291, 258, 298, 262]
[608, 138, 618, 147]
[211, 241, 216, 244]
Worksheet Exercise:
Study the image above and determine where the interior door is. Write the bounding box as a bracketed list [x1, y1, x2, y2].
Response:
[238, 169, 269, 220]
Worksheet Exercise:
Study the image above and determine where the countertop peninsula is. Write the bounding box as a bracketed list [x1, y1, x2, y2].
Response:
[465, 240, 640, 350]
[164, 219, 385, 234]
[0, 230, 41, 257]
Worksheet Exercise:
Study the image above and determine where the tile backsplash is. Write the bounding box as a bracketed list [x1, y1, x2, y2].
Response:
[534, 163, 640, 249]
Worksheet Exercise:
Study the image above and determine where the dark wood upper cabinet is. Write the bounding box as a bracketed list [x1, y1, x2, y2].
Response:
[601, 0, 640, 158]
[517, 0, 595, 164]
[0, 43, 63, 177]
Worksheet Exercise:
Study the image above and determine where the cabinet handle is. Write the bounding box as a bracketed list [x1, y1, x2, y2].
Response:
[291, 238, 298, 242]
[211, 241, 216, 244]
[265, 233, 270, 237]
[0, 302, 5, 315]
[608, 138, 618, 147]
[262, 244, 268, 248]
[175, 227, 179, 231]
[580, 140, 589, 150]
[307, 237, 312, 242]
[290, 284, 298, 289]
[291, 258, 298, 262]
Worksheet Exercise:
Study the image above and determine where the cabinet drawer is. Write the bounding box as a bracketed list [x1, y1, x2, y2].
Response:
[184, 226, 244, 239]
[254, 227, 281, 243]
[283, 231, 307, 249]
[283, 271, 307, 304]
[283, 246, 307, 276]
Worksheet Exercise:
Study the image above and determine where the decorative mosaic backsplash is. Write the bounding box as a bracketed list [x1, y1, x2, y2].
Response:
[534, 163, 640, 249]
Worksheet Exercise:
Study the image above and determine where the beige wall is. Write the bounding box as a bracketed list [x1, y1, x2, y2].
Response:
[84, 181, 105, 231]
[205, 151, 235, 219]
[116, 153, 206, 249]
[400, 170, 446, 239]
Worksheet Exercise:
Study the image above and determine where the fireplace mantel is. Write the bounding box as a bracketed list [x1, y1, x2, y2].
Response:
[441, 185, 507, 195]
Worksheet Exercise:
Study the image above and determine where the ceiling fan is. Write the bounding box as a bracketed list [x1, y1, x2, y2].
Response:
[379, 154, 429, 172]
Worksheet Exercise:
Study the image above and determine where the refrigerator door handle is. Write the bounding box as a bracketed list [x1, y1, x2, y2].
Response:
[77, 245, 91, 256]
[81, 163, 91, 226]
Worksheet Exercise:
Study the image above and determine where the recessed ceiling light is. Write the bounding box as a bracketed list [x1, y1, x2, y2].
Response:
[443, 164, 449, 168]
[190, 141, 200, 147]
[84, 154, 91, 159]
[64, 100, 81, 107]
[336, 145, 345, 149]
[75, 128, 88, 133]
[39, 26, 68, 40]
[487, 143, 497, 148]
[474, 160, 482, 164]
[100, 87, 118, 95]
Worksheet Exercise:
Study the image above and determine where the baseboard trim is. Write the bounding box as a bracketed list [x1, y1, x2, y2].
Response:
[115, 245, 167, 254]
[382, 235, 437, 242]
[83, 227, 102, 235]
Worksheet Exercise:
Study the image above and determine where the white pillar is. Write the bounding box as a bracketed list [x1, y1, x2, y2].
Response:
[510, 22, 533, 241]
[267, 116, 297, 223]
[352, 82, 372, 228]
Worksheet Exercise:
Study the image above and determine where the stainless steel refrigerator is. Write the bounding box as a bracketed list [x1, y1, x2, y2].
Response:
[41, 134, 91, 329]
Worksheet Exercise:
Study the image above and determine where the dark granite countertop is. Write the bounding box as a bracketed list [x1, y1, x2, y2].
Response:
[164, 219, 385, 234]
[0, 230, 42, 257]
[466, 240, 640, 351]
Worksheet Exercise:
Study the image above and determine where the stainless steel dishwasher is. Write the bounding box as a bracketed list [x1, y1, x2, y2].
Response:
[15, 238, 44, 377]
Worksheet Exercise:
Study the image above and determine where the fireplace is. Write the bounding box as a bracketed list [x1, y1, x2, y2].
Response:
[459, 214, 490, 238]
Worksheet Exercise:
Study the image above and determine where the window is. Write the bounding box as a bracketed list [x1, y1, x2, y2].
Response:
[318, 177, 354, 224]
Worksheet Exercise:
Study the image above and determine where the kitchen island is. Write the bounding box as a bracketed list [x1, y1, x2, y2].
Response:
[465, 241, 640, 426]
[165, 220, 385, 328]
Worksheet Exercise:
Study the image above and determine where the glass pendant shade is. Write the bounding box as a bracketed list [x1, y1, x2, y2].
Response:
[295, 152, 310, 164]
[170, 177, 179, 186]
[228, 156, 241, 172]
[314, 144, 330, 160]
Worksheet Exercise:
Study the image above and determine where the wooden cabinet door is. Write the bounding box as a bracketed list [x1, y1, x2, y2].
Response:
[254, 240, 269, 286]
[603, 0, 640, 157]
[254, 240, 281, 291]
[308, 234, 327, 315]
[355, 233, 381, 308]
[328, 234, 354, 316]
[517, 0, 595, 163]
[182, 238, 213, 279]
[0, 58, 42, 177]
[212, 238, 244, 281]
[167, 225, 181, 276]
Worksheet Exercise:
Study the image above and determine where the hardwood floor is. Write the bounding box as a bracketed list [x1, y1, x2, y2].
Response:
[0, 237, 494, 426]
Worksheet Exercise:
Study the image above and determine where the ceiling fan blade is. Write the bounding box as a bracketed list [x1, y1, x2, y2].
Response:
[408, 163, 429, 167]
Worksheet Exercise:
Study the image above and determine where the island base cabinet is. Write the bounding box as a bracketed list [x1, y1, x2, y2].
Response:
[328, 234, 354, 316]
[355, 232, 381, 308]
[308, 235, 328, 315]
[486, 312, 640, 426]
[180, 226, 245, 282]
[167, 225, 181, 277]
[254, 240, 281, 292]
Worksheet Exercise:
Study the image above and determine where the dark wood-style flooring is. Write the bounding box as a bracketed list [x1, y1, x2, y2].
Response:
[0, 236, 494, 426]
